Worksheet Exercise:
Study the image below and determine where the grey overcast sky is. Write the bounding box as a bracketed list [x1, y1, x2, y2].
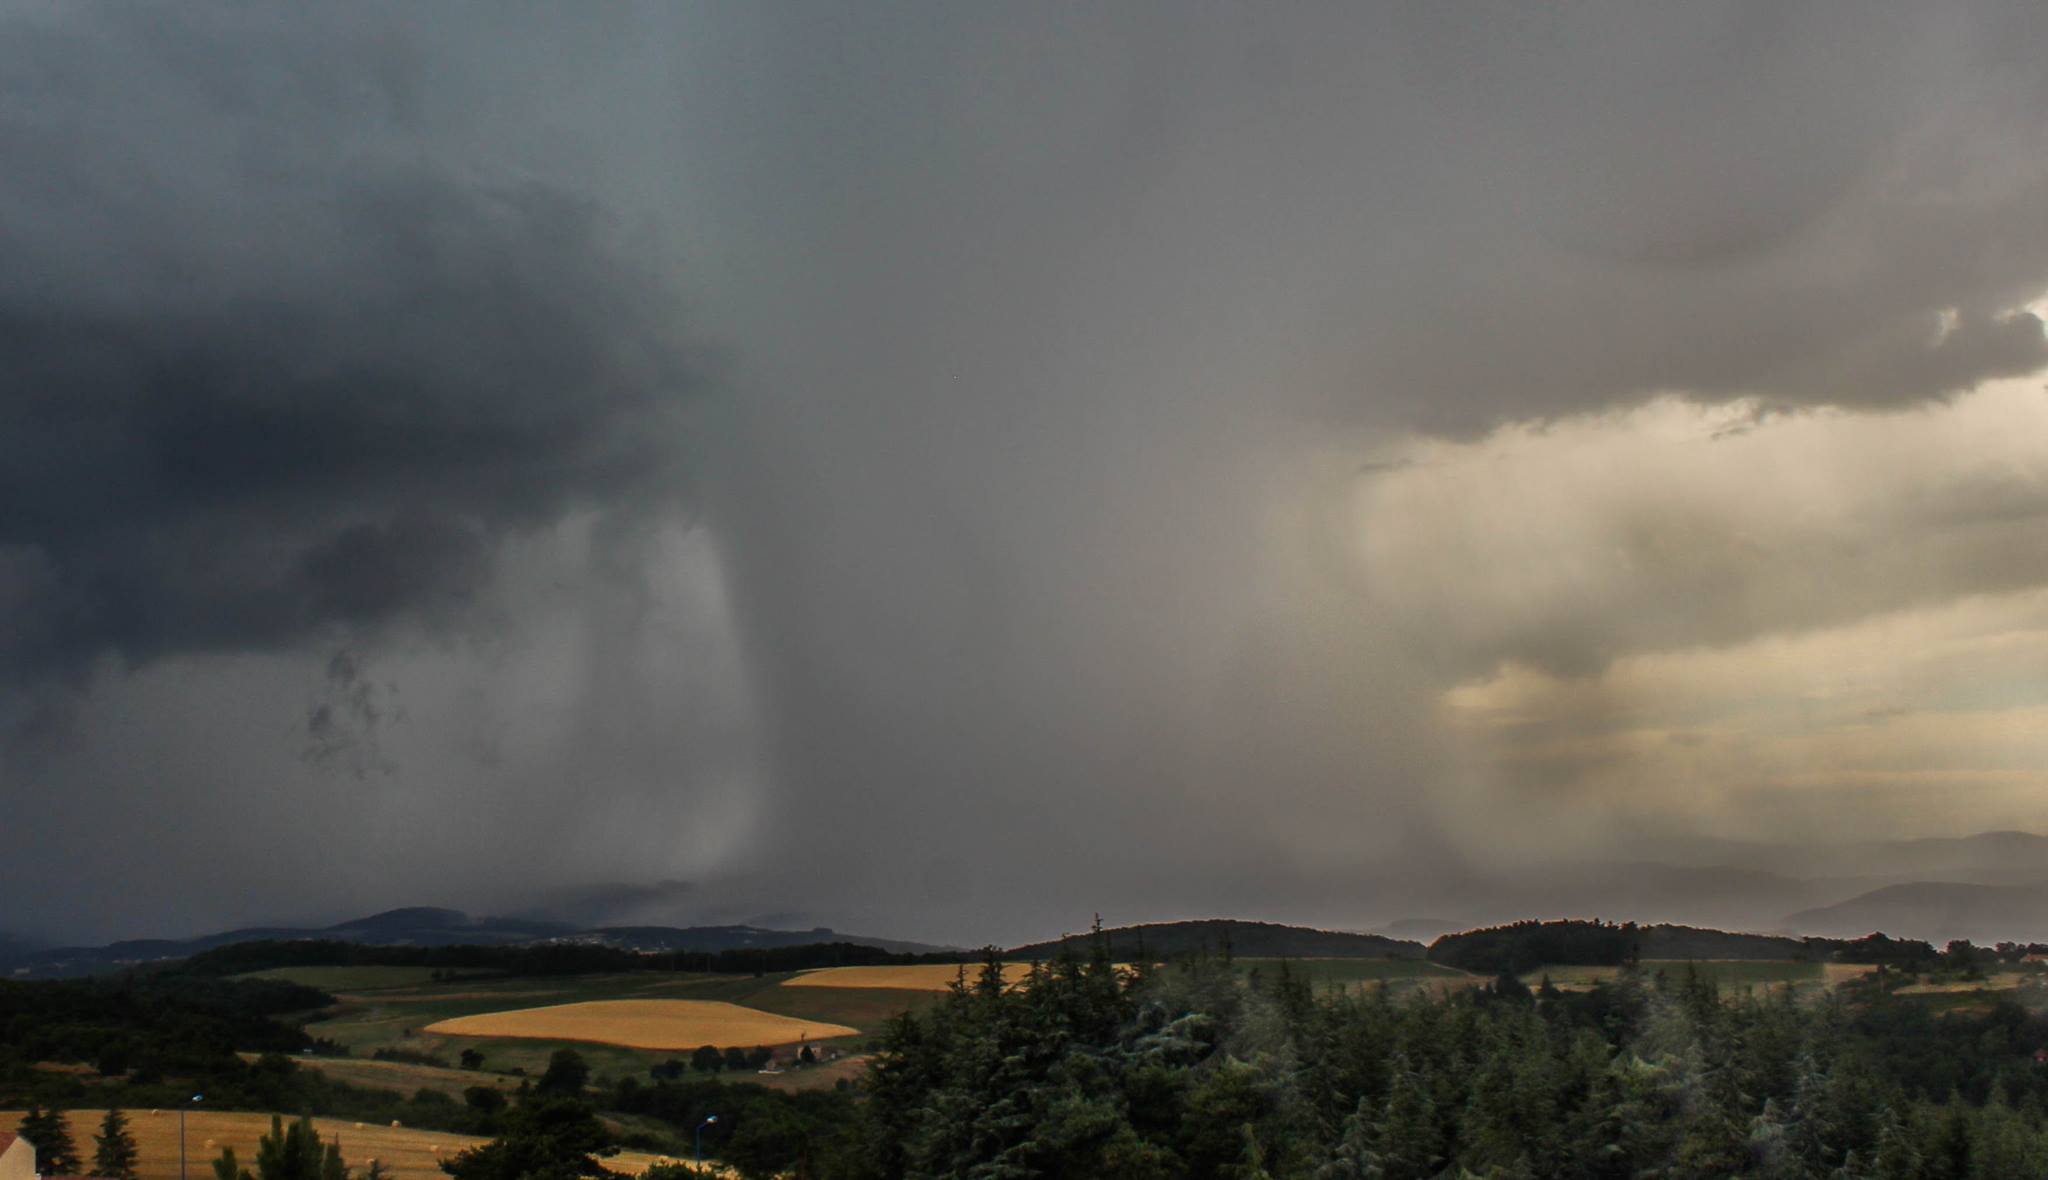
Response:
[5, 2, 2048, 944]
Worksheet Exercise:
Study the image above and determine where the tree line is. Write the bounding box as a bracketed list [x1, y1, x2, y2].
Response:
[1424, 919, 1948, 974]
[15, 1106, 140, 1179]
[810, 947, 2048, 1178]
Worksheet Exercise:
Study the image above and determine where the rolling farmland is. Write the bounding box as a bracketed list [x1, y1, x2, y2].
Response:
[303, 969, 943, 1076]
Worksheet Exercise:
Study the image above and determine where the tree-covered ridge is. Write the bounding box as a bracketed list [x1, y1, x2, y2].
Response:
[822, 948, 2048, 1179]
[0, 975, 323, 1077]
[1009, 920, 1425, 961]
[1426, 919, 1942, 973]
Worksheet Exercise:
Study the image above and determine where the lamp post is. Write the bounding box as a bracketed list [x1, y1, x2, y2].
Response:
[180, 1094, 203, 1180]
[694, 1115, 718, 1170]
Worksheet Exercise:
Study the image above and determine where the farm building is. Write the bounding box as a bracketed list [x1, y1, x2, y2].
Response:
[0, 1133, 33, 1180]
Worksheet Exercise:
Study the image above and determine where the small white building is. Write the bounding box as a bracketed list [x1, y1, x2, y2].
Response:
[0, 1132, 37, 1180]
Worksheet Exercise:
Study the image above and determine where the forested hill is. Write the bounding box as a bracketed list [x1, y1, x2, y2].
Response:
[1008, 919, 1425, 960]
[1425, 918, 1934, 971]
[6, 907, 953, 978]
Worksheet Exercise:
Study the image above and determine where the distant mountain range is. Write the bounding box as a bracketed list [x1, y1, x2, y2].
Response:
[1677, 830, 2048, 886]
[15, 830, 2048, 978]
[1782, 881, 2048, 944]
[0, 905, 954, 979]
[1360, 831, 2048, 947]
[1009, 919, 1425, 961]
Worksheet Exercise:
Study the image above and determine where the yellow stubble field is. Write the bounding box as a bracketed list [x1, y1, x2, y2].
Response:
[423, 998, 856, 1049]
[0, 1110, 691, 1180]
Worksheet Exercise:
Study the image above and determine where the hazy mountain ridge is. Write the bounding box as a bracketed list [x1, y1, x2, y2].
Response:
[1782, 880, 2048, 944]
[1387, 832, 2048, 940]
[15, 829, 2048, 978]
[0, 907, 954, 978]
[1654, 830, 2048, 886]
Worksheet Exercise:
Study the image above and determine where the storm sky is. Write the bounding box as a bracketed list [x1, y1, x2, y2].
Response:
[6, 3, 2048, 944]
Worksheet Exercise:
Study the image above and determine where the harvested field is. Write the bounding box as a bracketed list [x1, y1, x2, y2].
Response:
[784, 964, 1029, 991]
[424, 998, 857, 1049]
[0, 1110, 690, 1180]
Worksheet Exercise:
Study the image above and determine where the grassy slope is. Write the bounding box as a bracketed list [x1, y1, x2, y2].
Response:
[234, 966, 501, 991]
[1236, 958, 1473, 992]
[234, 1053, 520, 1099]
[1518, 960, 1826, 992]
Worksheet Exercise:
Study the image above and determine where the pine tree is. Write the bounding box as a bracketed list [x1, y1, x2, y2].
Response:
[92, 1109, 139, 1180]
[1317, 1096, 1373, 1180]
[250, 1115, 344, 1180]
[213, 1145, 250, 1180]
[1865, 1105, 1919, 1180]
[20, 1106, 83, 1175]
[1922, 1103, 1972, 1180]
[1369, 1053, 1442, 1180]
[1227, 1123, 1277, 1180]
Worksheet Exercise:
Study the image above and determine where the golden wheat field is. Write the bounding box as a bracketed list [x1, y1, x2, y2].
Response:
[0, 1110, 691, 1180]
[423, 998, 856, 1049]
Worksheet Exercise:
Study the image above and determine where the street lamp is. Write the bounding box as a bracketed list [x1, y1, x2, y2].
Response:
[179, 1095, 203, 1180]
[694, 1115, 718, 1170]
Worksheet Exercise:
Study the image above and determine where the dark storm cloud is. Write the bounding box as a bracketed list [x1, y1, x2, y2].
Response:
[0, 6, 690, 685]
[8, 2, 2048, 945]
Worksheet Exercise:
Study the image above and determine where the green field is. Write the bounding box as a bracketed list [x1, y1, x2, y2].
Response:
[1236, 958, 1473, 992]
[236, 965, 494, 991]
[1520, 960, 1828, 992]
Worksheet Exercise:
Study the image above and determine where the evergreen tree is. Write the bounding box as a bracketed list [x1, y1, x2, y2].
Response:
[536, 1049, 590, 1096]
[1368, 1052, 1442, 1180]
[1864, 1105, 1920, 1180]
[92, 1109, 139, 1180]
[251, 1115, 344, 1180]
[1227, 1123, 1277, 1180]
[213, 1145, 249, 1180]
[439, 1096, 617, 1180]
[1317, 1096, 1374, 1180]
[20, 1106, 83, 1176]
[1922, 1104, 1972, 1180]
